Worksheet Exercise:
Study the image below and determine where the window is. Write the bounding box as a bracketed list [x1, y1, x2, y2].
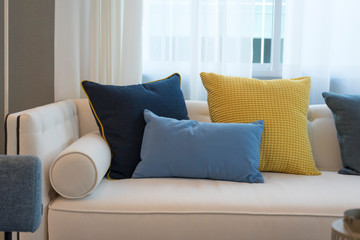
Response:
[252, 0, 286, 78]
[142, 0, 286, 99]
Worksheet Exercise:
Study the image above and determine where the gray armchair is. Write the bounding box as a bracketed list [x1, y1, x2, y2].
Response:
[0, 155, 42, 240]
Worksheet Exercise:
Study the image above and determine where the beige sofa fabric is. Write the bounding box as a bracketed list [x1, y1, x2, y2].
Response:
[49, 131, 111, 199]
[6, 100, 79, 240]
[49, 172, 360, 240]
[6, 99, 351, 240]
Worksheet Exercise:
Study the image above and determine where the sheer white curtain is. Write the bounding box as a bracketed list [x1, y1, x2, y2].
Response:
[282, 0, 360, 104]
[142, 0, 254, 100]
[54, 0, 143, 101]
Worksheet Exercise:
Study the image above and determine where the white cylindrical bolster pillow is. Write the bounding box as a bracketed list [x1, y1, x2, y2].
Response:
[50, 131, 111, 199]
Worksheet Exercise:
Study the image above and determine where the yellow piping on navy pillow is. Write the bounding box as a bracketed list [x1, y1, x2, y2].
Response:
[81, 80, 110, 147]
[81, 80, 116, 180]
[145, 72, 181, 84]
[81, 73, 183, 180]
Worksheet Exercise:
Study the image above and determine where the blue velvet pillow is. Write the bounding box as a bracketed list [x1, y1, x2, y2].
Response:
[82, 73, 189, 179]
[322, 92, 360, 175]
[132, 110, 265, 183]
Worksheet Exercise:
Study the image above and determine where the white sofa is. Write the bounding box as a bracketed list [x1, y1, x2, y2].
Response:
[5, 99, 360, 240]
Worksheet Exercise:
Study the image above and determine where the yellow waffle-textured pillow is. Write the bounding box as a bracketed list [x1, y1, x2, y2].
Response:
[200, 72, 320, 175]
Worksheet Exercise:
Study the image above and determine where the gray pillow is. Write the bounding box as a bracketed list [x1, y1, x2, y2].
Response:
[322, 92, 360, 175]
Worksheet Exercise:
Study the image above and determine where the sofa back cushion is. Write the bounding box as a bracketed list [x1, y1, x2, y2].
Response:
[306, 104, 342, 171]
[75, 99, 341, 172]
[74, 99, 212, 137]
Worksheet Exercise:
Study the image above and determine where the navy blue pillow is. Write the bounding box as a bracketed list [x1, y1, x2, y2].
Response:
[133, 110, 265, 183]
[82, 73, 189, 179]
[322, 92, 360, 175]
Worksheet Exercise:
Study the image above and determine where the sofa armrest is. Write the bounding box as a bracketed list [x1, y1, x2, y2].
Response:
[5, 99, 79, 240]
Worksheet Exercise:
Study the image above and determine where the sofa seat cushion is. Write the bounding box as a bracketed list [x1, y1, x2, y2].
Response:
[49, 172, 360, 216]
[48, 172, 360, 240]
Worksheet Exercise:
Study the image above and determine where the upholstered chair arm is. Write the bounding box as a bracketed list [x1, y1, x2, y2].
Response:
[0, 155, 42, 236]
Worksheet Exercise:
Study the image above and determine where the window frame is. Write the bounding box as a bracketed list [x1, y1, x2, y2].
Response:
[252, 0, 284, 78]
